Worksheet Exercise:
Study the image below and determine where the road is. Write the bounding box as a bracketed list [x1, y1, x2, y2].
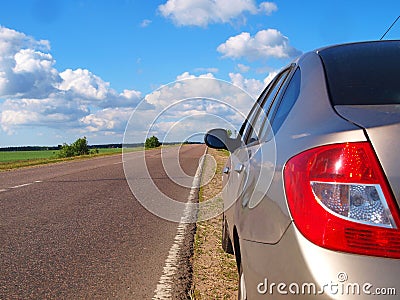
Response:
[0, 144, 206, 299]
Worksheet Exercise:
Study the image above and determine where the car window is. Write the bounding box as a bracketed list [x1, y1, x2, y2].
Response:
[268, 68, 301, 134]
[245, 68, 291, 144]
[318, 41, 400, 105]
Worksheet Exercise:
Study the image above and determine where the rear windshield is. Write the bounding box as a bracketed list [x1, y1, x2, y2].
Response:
[318, 41, 400, 105]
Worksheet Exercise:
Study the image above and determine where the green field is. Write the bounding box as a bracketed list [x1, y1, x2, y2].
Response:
[0, 148, 127, 163]
[0, 147, 137, 171]
[0, 150, 59, 162]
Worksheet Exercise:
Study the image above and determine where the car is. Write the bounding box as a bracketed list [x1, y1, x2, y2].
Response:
[205, 40, 400, 299]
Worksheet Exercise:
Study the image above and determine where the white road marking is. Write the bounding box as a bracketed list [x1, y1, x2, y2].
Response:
[10, 183, 33, 189]
[1, 180, 42, 192]
[152, 148, 206, 300]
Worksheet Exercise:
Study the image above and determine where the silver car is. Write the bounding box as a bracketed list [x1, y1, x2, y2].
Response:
[205, 40, 400, 299]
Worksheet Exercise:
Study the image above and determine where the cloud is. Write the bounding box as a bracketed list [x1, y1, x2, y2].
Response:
[193, 67, 219, 74]
[237, 63, 250, 73]
[124, 71, 279, 143]
[0, 25, 142, 139]
[229, 72, 267, 99]
[259, 2, 277, 15]
[0, 27, 60, 99]
[217, 29, 302, 61]
[80, 107, 134, 133]
[140, 19, 152, 27]
[158, 0, 277, 27]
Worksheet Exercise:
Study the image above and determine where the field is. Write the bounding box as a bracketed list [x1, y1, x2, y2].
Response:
[0, 150, 59, 162]
[0, 148, 126, 163]
[0, 147, 134, 171]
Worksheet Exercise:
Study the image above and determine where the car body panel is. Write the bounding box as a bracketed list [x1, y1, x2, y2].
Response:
[335, 104, 400, 205]
[242, 224, 400, 299]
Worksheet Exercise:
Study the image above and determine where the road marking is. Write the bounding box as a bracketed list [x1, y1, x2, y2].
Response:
[152, 148, 206, 300]
[10, 183, 33, 189]
[1, 180, 42, 192]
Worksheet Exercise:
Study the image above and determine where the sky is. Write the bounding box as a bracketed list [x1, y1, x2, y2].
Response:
[0, 0, 399, 147]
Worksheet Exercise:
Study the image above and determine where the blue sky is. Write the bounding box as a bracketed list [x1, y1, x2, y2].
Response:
[0, 0, 399, 146]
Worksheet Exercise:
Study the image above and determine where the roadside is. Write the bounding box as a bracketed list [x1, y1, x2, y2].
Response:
[190, 148, 237, 299]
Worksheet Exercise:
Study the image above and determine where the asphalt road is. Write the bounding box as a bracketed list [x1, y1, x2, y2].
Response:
[0, 144, 206, 299]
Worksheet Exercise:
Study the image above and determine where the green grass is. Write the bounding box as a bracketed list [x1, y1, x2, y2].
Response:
[0, 145, 178, 171]
[0, 147, 136, 171]
[0, 150, 59, 162]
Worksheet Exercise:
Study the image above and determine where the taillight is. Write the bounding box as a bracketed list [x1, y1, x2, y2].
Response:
[284, 142, 400, 258]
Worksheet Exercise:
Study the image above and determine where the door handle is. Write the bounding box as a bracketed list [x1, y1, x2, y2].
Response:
[223, 167, 230, 174]
[234, 163, 244, 173]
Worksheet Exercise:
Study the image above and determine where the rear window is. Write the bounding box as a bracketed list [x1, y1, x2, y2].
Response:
[318, 41, 400, 105]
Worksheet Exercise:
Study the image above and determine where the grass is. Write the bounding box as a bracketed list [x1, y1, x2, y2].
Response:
[0, 150, 59, 162]
[0, 147, 144, 171]
[190, 148, 237, 299]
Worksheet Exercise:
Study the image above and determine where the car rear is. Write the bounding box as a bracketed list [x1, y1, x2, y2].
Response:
[242, 41, 400, 299]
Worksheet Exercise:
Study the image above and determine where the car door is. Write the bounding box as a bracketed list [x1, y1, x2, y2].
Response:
[222, 67, 293, 239]
[237, 66, 301, 243]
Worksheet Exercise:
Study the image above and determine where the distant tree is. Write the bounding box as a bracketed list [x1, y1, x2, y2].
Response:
[145, 136, 161, 149]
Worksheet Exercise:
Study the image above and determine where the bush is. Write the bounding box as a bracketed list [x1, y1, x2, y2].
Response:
[145, 136, 161, 149]
[58, 137, 90, 158]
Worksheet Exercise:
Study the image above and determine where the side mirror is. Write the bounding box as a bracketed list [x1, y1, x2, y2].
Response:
[204, 128, 241, 152]
[204, 128, 228, 150]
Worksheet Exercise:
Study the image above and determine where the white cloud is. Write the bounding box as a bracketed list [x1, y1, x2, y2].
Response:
[263, 70, 278, 86]
[259, 2, 277, 15]
[158, 0, 277, 27]
[237, 63, 250, 73]
[0, 25, 142, 139]
[140, 19, 152, 27]
[217, 29, 301, 61]
[193, 67, 219, 74]
[80, 107, 134, 133]
[229, 72, 266, 99]
[124, 71, 279, 143]
[59, 68, 109, 100]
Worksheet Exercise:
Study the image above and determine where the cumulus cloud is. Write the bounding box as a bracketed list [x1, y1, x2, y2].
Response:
[217, 29, 302, 61]
[0, 27, 60, 99]
[124, 71, 278, 143]
[158, 0, 277, 27]
[0, 25, 142, 139]
[80, 107, 134, 133]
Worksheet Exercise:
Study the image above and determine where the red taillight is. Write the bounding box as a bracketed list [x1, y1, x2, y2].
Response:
[284, 142, 400, 258]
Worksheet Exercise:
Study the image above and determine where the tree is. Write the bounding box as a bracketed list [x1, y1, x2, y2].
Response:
[71, 137, 89, 156]
[58, 136, 90, 158]
[145, 136, 161, 149]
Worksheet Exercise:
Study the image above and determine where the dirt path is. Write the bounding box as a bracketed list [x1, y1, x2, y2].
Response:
[190, 148, 237, 299]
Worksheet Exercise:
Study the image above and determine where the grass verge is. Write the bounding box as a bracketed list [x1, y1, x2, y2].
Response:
[0, 147, 142, 172]
[190, 148, 237, 299]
